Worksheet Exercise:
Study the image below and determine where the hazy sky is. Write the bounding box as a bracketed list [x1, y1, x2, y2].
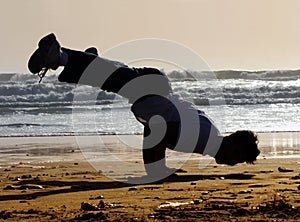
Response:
[1, 0, 300, 73]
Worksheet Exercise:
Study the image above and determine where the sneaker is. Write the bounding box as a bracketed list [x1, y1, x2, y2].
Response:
[28, 33, 61, 74]
[84, 47, 98, 56]
[38, 33, 57, 49]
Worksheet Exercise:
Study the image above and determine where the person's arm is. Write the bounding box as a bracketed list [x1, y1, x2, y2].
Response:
[142, 124, 168, 176]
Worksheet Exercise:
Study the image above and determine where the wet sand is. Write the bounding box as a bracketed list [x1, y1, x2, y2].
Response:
[0, 133, 300, 221]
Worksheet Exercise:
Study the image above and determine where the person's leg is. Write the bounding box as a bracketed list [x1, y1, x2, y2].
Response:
[58, 48, 97, 84]
[28, 33, 96, 83]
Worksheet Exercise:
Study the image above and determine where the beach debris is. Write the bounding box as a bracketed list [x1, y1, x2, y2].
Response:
[21, 174, 32, 179]
[3, 185, 15, 190]
[81, 202, 100, 211]
[74, 212, 107, 221]
[143, 186, 161, 190]
[0, 211, 12, 220]
[260, 170, 274, 173]
[193, 199, 202, 204]
[166, 188, 184, 191]
[190, 182, 197, 185]
[3, 185, 43, 190]
[89, 195, 104, 200]
[210, 203, 226, 210]
[201, 191, 209, 195]
[81, 200, 115, 211]
[128, 187, 138, 191]
[252, 192, 295, 212]
[98, 201, 115, 209]
[238, 190, 252, 194]
[278, 181, 288, 184]
[158, 201, 194, 208]
[273, 193, 284, 208]
[278, 167, 294, 173]
[210, 196, 237, 200]
[225, 191, 235, 195]
[248, 184, 269, 188]
[167, 197, 190, 201]
[291, 174, 300, 180]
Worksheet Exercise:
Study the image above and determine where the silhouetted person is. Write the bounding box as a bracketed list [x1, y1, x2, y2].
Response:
[28, 33, 260, 176]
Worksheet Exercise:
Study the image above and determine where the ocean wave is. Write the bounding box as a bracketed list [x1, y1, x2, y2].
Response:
[0, 74, 122, 105]
[0, 71, 299, 107]
[169, 69, 300, 80]
[0, 123, 67, 128]
[1, 71, 299, 136]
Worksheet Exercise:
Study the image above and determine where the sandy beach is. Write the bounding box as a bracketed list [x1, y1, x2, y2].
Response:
[1, 133, 300, 221]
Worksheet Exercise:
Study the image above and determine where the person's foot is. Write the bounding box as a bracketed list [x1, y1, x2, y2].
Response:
[84, 47, 98, 56]
[28, 33, 61, 74]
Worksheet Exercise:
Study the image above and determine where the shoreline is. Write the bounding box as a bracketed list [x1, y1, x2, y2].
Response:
[1, 131, 299, 146]
[1, 130, 300, 137]
[0, 132, 299, 165]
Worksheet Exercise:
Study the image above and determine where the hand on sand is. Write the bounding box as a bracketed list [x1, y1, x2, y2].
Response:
[126, 167, 187, 184]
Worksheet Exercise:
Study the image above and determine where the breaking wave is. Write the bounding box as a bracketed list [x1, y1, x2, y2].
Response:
[1, 70, 300, 107]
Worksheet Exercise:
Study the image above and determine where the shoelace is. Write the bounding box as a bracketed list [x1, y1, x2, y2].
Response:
[37, 68, 49, 83]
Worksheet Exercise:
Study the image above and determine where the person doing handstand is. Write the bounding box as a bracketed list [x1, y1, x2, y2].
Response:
[28, 33, 260, 176]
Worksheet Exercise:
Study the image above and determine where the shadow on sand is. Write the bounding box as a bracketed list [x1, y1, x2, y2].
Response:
[0, 173, 255, 201]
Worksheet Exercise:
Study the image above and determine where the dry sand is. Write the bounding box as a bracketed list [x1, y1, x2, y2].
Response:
[0, 134, 300, 221]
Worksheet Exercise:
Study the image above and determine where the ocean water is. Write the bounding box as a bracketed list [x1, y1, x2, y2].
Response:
[0, 70, 300, 137]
